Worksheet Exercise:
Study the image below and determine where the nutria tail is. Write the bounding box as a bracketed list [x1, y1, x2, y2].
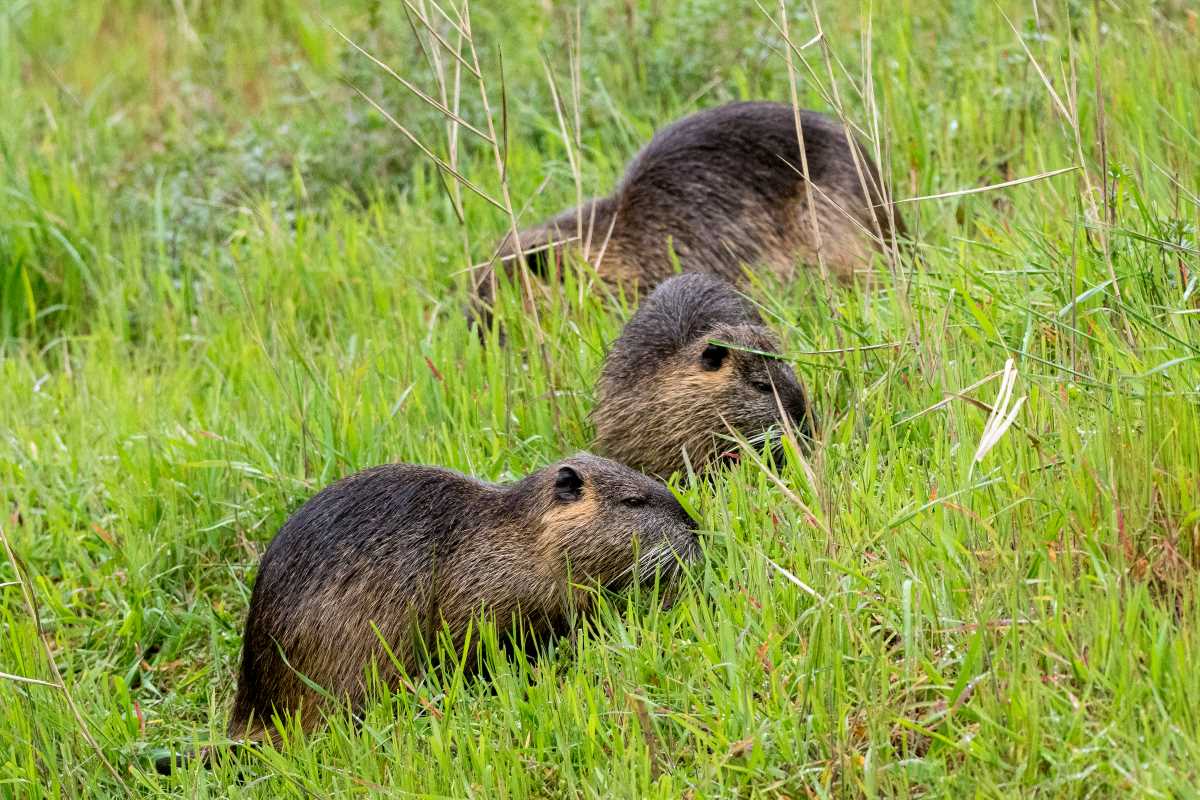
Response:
[468, 198, 621, 341]
[151, 741, 260, 776]
[152, 746, 203, 775]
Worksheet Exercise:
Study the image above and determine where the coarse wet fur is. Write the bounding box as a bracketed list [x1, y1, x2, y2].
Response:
[470, 101, 904, 329]
[592, 273, 812, 478]
[225, 453, 698, 742]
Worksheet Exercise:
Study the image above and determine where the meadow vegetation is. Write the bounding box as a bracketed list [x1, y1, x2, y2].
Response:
[1, 0, 1198, 796]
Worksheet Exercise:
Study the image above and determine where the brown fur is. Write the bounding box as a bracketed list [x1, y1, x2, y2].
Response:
[226, 454, 698, 741]
[592, 274, 812, 477]
[471, 101, 903, 327]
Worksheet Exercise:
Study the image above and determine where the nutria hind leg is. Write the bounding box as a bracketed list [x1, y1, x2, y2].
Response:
[785, 191, 884, 283]
[223, 657, 337, 746]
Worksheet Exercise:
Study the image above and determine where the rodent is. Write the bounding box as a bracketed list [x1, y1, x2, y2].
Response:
[225, 453, 699, 741]
[591, 273, 812, 478]
[470, 101, 904, 328]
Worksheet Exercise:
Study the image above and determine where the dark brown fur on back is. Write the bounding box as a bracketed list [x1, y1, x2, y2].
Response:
[472, 101, 904, 325]
[592, 273, 812, 477]
[229, 454, 698, 739]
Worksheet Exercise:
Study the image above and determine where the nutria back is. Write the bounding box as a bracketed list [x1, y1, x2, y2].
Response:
[229, 454, 698, 739]
[592, 273, 812, 477]
[472, 101, 903, 324]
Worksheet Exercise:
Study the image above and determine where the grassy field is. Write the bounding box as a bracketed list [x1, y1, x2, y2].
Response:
[2, 0, 1199, 796]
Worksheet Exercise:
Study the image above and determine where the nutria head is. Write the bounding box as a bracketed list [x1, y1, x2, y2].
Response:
[592, 273, 812, 478]
[524, 452, 701, 589]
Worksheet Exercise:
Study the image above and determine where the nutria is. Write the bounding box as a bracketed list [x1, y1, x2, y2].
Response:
[592, 273, 811, 478]
[470, 100, 903, 328]
[225, 453, 698, 741]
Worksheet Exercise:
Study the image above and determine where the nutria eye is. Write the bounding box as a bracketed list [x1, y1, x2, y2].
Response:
[751, 380, 773, 393]
[621, 496, 648, 508]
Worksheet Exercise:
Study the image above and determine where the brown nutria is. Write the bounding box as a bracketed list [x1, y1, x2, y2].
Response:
[226, 453, 699, 741]
[470, 100, 903, 328]
[592, 273, 811, 478]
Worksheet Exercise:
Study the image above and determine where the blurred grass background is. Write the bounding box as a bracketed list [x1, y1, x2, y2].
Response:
[1, 0, 1198, 796]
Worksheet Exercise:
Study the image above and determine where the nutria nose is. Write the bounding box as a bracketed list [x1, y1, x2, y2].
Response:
[788, 393, 813, 438]
[659, 489, 699, 530]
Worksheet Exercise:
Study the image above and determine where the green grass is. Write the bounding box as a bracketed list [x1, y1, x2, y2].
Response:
[2, 0, 1199, 796]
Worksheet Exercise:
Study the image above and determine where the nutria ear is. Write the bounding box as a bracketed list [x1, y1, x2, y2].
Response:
[699, 342, 728, 371]
[554, 466, 584, 501]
